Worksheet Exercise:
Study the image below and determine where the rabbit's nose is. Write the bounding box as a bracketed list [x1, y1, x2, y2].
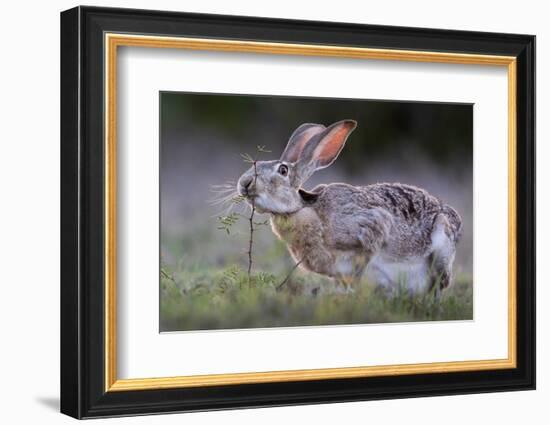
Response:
[239, 175, 254, 194]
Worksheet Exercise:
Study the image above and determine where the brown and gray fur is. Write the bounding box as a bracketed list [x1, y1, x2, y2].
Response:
[237, 120, 462, 295]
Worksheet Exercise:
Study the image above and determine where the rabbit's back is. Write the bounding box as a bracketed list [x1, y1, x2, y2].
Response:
[314, 182, 461, 259]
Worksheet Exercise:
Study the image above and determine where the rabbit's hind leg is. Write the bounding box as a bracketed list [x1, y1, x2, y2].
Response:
[428, 214, 457, 299]
[335, 275, 356, 293]
[334, 252, 369, 294]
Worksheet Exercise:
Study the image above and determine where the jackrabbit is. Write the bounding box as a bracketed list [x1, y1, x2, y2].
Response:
[237, 120, 462, 295]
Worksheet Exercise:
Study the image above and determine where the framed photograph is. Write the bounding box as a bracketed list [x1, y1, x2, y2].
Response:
[60, 6, 535, 419]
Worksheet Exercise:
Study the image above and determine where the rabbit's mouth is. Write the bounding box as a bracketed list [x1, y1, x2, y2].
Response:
[238, 184, 258, 200]
[239, 187, 260, 207]
[238, 185, 256, 198]
[244, 193, 259, 206]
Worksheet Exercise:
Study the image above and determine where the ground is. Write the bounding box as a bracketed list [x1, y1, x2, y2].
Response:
[160, 264, 473, 332]
[160, 215, 472, 332]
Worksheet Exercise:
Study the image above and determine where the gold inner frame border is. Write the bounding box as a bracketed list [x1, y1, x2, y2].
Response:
[104, 33, 517, 392]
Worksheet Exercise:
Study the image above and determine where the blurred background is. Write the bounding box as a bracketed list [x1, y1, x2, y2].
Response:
[160, 91, 473, 331]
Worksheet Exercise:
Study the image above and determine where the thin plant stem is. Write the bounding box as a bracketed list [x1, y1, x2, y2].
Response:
[246, 160, 258, 282]
[277, 259, 303, 291]
[161, 268, 176, 284]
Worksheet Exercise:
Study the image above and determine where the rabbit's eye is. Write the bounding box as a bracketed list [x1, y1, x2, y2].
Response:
[278, 164, 289, 176]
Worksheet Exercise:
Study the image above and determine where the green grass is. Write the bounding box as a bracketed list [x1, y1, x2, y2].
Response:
[159, 265, 473, 332]
[159, 215, 472, 332]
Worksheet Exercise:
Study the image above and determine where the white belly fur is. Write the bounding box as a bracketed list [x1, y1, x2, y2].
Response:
[365, 254, 430, 293]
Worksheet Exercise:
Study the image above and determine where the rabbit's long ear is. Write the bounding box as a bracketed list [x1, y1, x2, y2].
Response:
[296, 120, 357, 184]
[280, 123, 326, 163]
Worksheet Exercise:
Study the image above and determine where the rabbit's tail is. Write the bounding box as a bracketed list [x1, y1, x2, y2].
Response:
[441, 204, 463, 243]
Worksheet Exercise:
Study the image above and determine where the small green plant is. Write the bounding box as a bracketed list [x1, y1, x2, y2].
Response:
[215, 145, 272, 282]
[240, 148, 269, 278]
[216, 212, 240, 235]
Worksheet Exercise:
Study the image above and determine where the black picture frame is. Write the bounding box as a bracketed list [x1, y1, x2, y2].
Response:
[61, 5, 535, 419]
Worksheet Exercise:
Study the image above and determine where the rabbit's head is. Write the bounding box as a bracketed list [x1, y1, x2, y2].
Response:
[237, 120, 357, 214]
